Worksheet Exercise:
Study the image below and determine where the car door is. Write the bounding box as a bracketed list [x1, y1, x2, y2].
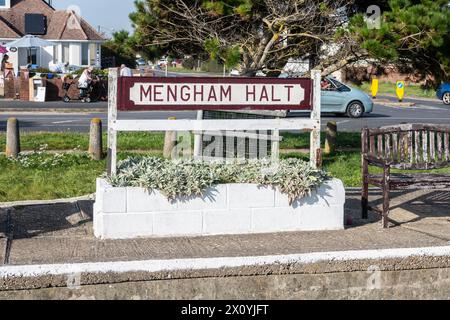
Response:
[321, 79, 345, 113]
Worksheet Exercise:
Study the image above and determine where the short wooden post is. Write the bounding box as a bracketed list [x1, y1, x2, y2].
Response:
[6, 118, 20, 158]
[324, 121, 337, 155]
[163, 117, 177, 159]
[89, 118, 103, 160]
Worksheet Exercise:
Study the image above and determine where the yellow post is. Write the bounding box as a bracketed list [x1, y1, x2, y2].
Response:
[371, 78, 379, 99]
[396, 81, 405, 102]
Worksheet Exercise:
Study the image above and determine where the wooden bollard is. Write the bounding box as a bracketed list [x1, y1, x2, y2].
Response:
[324, 121, 337, 155]
[89, 118, 103, 160]
[163, 117, 177, 159]
[6, 118, 20, 158]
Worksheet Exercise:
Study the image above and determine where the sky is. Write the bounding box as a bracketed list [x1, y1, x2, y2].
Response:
[52, 0, 136, 37]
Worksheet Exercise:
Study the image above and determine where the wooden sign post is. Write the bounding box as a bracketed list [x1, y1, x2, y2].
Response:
[107, 69, 322, 175]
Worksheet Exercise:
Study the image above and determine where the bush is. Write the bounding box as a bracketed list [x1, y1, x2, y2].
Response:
[70, 68, 109, 78]
[182, 56, 196, 70]
[201, 59, 223, 73]
[108, 157, 330, 204]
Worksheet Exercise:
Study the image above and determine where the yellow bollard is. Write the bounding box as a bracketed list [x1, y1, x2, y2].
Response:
[396, 81, 405, 102]
[371, 78, 379, 99]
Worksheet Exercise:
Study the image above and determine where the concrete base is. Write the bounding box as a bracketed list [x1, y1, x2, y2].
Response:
[93, 178, 345, 239]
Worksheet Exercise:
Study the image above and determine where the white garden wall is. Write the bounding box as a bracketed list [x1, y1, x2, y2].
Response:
[94, 178, 346, 239]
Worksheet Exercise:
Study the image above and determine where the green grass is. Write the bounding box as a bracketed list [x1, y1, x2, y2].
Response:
[0, 131, 361, 152]
[0, 151, 164, 202]
[357, 81, 437, 99]
[0, 132, 166, 151]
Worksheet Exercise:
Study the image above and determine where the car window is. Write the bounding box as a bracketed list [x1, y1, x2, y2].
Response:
[329, 78, 351, 92]
[321, 79, 338, 91]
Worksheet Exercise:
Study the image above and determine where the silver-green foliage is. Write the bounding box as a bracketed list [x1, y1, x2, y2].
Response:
[108, 157, 330, 204]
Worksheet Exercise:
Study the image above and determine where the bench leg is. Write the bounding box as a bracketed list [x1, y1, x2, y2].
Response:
[362, 159, 369, 219]
[382, 166, 391, 229]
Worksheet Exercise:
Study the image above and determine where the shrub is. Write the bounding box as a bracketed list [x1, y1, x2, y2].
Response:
[108, 157, 330, 204]
[182, 56, 196, 70]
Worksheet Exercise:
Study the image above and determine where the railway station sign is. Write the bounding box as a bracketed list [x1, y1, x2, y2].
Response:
[117, 77, 314, 111]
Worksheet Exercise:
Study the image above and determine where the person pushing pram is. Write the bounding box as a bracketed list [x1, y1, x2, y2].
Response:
[78, 66, 94, 98]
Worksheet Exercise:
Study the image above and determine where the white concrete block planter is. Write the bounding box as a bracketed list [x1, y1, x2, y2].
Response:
[94, 178, 346, 239]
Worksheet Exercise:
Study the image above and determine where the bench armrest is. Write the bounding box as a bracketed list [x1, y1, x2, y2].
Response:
[363, 154, 391, 168]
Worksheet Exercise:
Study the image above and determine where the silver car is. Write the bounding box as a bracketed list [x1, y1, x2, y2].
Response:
[287, 76, 374, 118]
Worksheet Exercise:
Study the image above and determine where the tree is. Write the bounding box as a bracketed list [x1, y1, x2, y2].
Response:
[101, 30, 137, 68]
[129, 0, 353, 75]
[340, 0, 450, 85]
[101, 30, 161, 68]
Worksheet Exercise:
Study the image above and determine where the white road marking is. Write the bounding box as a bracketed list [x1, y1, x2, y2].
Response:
[2, 245, 450, 278]
[52, 120, 77, 124]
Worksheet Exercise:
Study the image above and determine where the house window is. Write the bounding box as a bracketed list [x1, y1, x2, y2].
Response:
[53, 45, 60, 63]
[89, 43, 98, 66]
[29, 48, 37, 65]
[61, 43, 70, 64]
[0, 0, 11, 8]
[81, 43, 89, 65]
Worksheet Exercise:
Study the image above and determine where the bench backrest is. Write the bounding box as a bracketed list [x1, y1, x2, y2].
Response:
[362, 124, 450, 170]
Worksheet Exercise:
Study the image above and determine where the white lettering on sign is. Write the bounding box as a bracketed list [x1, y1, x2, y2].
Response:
[129, 83, 306, 106]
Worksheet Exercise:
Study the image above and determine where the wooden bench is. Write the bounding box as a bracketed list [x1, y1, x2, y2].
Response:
[361, 124, 450, 228]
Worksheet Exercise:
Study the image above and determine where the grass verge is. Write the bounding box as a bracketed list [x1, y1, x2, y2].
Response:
[356, 81, 437, 99]
[0, 131, 361, 152]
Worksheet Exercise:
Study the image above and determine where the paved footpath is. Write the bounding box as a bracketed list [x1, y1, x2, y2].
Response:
[1, 188, 450, 296]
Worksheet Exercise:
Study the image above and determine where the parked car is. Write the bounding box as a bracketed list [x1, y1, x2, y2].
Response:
[136, 58, 147, 68]
[158, 58, 168, 67]
[437, 83, 450, 105]
[287, 76, 374, 118]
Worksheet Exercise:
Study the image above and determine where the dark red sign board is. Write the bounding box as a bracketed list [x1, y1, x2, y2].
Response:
[117, 77, 313, 111]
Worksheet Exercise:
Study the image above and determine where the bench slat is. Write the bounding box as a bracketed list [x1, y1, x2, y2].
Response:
[368, 173, 450, 190]
[422, 131, 428, 163]
[378, 135, 383, 158]
[430, 131, 436, 162]
[385, 134, 391, 161]
[408, 131, 413, 164]
[437, 132, 443, 162]
[370, 135, 375, 156]
[392, 133, 399, 162]
[414, 131, 421, 164]
[445, 133, 450, 161]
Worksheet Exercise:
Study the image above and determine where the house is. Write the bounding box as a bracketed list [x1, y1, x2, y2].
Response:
[0, 0, 105, 75]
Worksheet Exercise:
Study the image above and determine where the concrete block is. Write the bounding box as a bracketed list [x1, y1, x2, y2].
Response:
[300, 205, 345, 231]
[177, 185, 227, 211]
[153, 211, 203, 237]
[101, 213, 154, 239]
[203, 209, 252, 235]
[275, 179, 346, 208]
[252, 208, 301, 233]
[228, 184, 275, 209]
[101, 186, 127, 214]
[127, 188, 177, 212]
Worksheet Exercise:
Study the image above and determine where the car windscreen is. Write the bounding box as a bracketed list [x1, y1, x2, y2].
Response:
[329, 78, 351, 91]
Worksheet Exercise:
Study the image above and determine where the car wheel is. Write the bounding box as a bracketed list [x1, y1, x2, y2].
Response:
[443, 92, 450, 105]
[63, 96, 70, 103]
[347, 101, 364, 118]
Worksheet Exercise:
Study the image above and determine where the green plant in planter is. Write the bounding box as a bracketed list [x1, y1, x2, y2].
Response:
[108, 157, 330, 204]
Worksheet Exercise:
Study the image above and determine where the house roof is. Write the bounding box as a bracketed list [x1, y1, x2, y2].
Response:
[0, 0, 105, 41]
[0, 17, 20, 38]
